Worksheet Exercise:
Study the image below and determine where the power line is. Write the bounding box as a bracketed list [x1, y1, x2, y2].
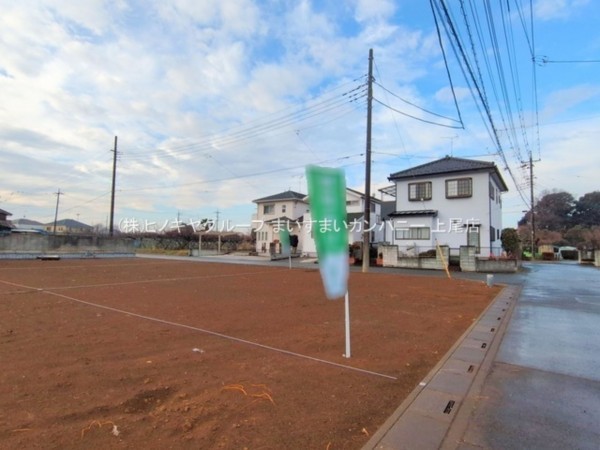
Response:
[373, 81, 463, 124]
[373, 62, 408, 155]
[117, 153, 366, 193]
[431, 0, 532, 207]
[372, 98, 464, 129]
[122, 79, 367, 161]
[534, 57, 600, 64]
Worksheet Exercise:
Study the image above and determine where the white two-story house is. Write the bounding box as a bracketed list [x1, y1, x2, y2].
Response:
[385, 156, 508, 256]
[252, 190, 309, 254]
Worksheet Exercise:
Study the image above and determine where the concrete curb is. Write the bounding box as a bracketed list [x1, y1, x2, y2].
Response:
[363, 284, 521, 450]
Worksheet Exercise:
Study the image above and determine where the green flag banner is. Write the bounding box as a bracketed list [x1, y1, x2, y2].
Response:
[306, 165, 348, 299]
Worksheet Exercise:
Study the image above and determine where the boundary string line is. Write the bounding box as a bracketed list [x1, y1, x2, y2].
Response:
[0, 279, 398, 381]
[40, 269, 282, 291]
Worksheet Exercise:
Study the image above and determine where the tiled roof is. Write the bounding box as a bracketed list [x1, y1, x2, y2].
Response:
[388, 210, 438, 217]
[389, 156, 508, 191]
[264, 216, 302, 224]
[346, 187, 382, 204]
[45, 219, 93, 228]
[253, 190, 307, 203]
[0, 208, 12, 216]
[13, 218, 43, 225]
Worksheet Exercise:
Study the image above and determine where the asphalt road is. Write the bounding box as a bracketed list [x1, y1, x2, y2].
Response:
[450, 262, 600, 450]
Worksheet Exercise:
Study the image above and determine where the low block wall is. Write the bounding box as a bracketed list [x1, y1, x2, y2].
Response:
[380, 245, 399, 267]
[0, 234, 135, 259]
[459, 246, 477, 272]
[475, 258, 520, 273]
[380, 245, 449, 270]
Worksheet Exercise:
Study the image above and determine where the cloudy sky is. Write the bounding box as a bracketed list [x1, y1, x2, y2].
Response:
[1, 0, 599, 232]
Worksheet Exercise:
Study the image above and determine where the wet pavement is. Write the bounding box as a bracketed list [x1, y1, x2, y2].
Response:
[363, 261, 600, 450]
[442, 262, 600, 450]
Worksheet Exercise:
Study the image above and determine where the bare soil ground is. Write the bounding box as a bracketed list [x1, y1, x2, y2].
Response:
[0, 258, 501, 449]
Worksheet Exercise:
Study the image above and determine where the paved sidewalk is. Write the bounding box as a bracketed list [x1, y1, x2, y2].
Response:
[363, 283, 520, 449]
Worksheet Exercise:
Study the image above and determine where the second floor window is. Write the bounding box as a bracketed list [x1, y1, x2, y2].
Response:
[408, 182, 432, 201]
[446, 178, 472, 198]
[281, 205, 287, 213]
[263, 204, 275, 214]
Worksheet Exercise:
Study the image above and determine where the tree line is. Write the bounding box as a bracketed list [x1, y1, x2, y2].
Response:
[518, 190, 600, 249]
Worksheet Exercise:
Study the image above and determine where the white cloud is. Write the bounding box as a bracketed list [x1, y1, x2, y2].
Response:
[534, 0, 590, 20]
[354, 0, 396, 23]
[540, 84, 600, 121]
[0, 1, 597, 231]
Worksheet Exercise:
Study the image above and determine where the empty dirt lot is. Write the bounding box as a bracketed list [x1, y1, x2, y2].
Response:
[0, 258, 501, 449]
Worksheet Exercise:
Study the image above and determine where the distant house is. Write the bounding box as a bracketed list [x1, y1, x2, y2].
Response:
[12, 218, 46, 233]
[252, 190, 309, 254]
[44, 219, 94, 235]
[384, 156, 508, 255]
[0, 208, 14, 234]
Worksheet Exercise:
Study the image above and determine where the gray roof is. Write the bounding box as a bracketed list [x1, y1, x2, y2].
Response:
[0, 208, 12, 216]
[13, 218, 44, 225]
[389, 156, 508, 191]
[388, 210, 438, 217]
[346, 187, 382, 204]
[46, 219, 93, 229]
[253, 190, 307, 203]
[264, 216, 302, 224]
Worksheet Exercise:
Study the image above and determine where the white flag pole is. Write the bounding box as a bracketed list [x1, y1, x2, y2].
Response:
[344, 291, 351, 358]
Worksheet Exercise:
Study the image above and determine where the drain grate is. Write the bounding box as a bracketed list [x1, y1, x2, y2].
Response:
[443, 400, 456, 414]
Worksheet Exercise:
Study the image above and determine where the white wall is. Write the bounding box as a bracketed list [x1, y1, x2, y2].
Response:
[390, 171, 504, 254]
[252, 199, 309, 253]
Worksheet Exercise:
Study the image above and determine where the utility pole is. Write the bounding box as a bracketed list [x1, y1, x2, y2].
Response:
[109, 136, 118, 236]
[529, 154, 536, 258]
[53, 189, 62, 235]
[362, 48, 374, 273]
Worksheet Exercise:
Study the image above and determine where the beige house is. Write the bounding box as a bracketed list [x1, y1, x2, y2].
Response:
[44, 219, 94, 235]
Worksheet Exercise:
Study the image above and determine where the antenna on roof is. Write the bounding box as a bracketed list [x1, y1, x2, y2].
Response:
[443, 135, 458, 156]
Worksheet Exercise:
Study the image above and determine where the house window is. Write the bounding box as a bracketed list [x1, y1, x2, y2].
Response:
[346, 200, 359, 206]
[408, 182, 432, 201]
[489, 182, 495, 200]
[446, 178, 472, 198]
[490, 225, 496, 242]
[263, 204, 274, 214]
[281, 205, 287, 213]
[395, 227, 431, 240]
